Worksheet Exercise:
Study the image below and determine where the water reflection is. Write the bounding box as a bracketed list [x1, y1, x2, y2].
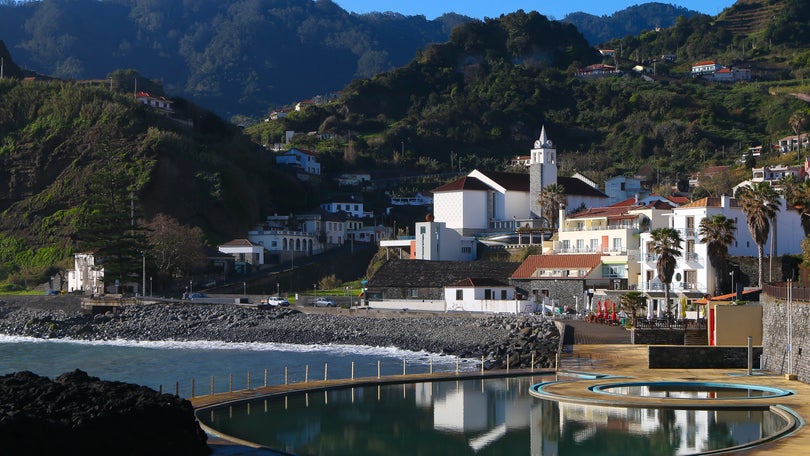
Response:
[199, 376, 791, 456]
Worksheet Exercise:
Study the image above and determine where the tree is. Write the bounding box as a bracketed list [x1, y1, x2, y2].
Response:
[76, 152, 148, 292]
[650, 227, 682, 317]
[538, 183, 566, 229]
[736, 182, 780, 287]
[145, 214, 206, 287]
[620, 290, 647, 328]
[698, 214, 737, 296]
[780, 175, 810, 235]
[789, 110, 808, 161]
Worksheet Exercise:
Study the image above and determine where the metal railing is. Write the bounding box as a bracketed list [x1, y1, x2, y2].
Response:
[634, 318, 707, 330]
[161, 354, 548, 399]
[763, 282, 810, 302]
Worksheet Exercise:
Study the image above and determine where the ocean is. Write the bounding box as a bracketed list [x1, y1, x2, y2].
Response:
[0, 335, 477, 397]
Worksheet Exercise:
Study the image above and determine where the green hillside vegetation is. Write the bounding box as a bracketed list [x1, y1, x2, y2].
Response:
[563, 2, 699, 45]
[0, 75, 309, 286]
[248, 2, 810, 188]
[0, 0, 469, 116]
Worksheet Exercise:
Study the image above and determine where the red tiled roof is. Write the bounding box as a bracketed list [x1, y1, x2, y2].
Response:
[611, 197, 638, 207]
[694, 60, 716, 66]
[432, 176, 490, 192]
[511, 253, 602, 279]
[667, 196, 690, 205]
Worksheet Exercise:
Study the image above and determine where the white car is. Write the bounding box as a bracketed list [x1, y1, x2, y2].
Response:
[266, 296, 290, 307]
[314, 297, 335, 307]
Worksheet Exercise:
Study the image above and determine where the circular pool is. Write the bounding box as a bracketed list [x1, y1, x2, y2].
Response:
[590, 381, 794, 400]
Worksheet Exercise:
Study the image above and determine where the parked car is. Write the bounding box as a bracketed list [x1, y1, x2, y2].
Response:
[314, 297, 335, 307]
[266, 296, 290, 307]
[188, 292, 207, 300]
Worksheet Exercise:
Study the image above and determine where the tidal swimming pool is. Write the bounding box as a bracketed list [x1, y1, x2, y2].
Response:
[197, 375, 798, 455]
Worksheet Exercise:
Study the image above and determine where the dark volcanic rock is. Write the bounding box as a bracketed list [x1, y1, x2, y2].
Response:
[0, 370, 209, 456]
[0, 301, 561, 370]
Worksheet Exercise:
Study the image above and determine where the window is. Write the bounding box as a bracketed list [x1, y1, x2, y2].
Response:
[461, 246, 471, 254]
[410, 289, 418, 298]
[684, 270, 697, 287]
[484, 289, 492, 299]
[501, 290, 507, 300]
[590, 239, 599, 252]
[612, 238, 622, 252]
[561, 240, 570, 250]
[603, 264, 626, 278]
[456, 289, 463, 300]
[576, 239, 585, 251]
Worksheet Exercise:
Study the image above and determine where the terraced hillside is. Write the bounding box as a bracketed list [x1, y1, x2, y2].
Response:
[715, 0, 785, 36]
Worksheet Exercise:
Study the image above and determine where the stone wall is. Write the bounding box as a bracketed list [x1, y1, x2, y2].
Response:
[649, 346, 762, 369]
[761, 294, 810, 382]
[631, 329, 684, 345]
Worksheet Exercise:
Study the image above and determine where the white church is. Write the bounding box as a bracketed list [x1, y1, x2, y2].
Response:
[381, 127, 608, 260]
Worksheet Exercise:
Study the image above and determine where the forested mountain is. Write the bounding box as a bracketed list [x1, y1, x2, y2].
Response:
[248, 0, 810, 186]
[0, 0, 469, 117]
[563, 2, 700, 45]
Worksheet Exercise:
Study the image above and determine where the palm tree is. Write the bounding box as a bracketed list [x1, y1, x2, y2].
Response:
[736, 182, 780, 287]
[789, 110, 808, 161]
[620, 290, 647, 328]
[780, 175, 810, 235]
[650, 227, 682, 317]
[538, 183, 566, 229]
[698, 214, 737, 296]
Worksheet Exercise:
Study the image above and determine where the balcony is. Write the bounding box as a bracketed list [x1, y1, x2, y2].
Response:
[683, 252, 704, 265]
[564, 223, 640, 233]
[643, 282, 705, 293]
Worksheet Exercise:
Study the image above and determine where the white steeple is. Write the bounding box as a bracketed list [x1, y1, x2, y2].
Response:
[529, 125, 558, 219]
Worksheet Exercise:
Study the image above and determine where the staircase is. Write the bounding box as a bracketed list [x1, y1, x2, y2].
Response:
[684, 329, 708, 346]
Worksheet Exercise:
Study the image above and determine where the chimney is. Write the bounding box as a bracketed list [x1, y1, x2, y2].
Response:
[558, 204, 566, 232]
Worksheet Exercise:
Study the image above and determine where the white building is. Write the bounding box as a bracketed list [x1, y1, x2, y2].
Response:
[218, 239, 265, 265]
[275, 148, 321, 175]
[638, 195, 804, 317]
[67, 253, 104, 294]
[604, 176, 648, 205]
[320, 197, 373, 218]
[444, 278, 536, 314]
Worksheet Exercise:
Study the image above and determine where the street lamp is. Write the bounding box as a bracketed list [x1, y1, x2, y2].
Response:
[141, 251, 146, 297]
[189, 280, 193, 294]
[277, 283, 280, 297]
[314, 283, 317, 301]
[149, 276, 152, 297]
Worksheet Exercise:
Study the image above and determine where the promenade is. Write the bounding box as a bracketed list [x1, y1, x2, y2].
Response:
[193, 321, 810, 455]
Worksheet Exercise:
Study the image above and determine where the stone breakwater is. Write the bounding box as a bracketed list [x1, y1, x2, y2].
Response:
[0, 302, 561, 369]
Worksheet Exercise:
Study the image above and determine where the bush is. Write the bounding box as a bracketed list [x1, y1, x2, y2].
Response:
[0, 283, 25, 293]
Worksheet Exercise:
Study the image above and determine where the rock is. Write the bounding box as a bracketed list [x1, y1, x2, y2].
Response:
[0, 370, 209, 455]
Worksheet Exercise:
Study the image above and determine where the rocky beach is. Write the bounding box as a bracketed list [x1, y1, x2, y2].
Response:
[0, 296, 562, 369]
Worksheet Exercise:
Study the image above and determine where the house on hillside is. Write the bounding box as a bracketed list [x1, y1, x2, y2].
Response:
[691, 61, 723, 75]
[604, 176, 649, 205]
[135, 91, 173, 112]
[276, 148, 321, 175]
[509, 253, 604, 312]
[320, 196, 373, 218]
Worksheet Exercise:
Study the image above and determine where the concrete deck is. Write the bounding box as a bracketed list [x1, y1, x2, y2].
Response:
[192, 344, 810, 454]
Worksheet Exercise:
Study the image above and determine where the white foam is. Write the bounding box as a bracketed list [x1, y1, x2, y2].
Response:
[0, 334, 476, 366]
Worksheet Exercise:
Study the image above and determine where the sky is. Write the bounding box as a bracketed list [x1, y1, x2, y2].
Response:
[331, 1, 736, 20]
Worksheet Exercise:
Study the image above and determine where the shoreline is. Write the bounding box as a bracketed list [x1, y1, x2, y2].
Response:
[0, 298, 562, 369]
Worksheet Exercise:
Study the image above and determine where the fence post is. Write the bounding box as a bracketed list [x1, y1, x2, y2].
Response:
[229, 373, 233, 393]
[402, 358, 406, 376]
[481, 356, 484, 375]
[285, 367, 288, 385]
[264, 368, 267, 388]
[456, 356, 459, 374]
[191, 378, 195, 398]
[247, 371, 251, 390]
[305, 365, 309, 383]
[324, 363, 328, 381]
[211, 376, 215, 395]
[159, 385, 162, 394]
[430, 356, 433, 374]
[175, 381, 179, 397]
[531, 353, 535, 372]
[351, 361, 355, 380]
[377, 360, 381, 379]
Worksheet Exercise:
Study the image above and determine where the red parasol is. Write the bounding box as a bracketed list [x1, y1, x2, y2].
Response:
[611, 301, 617, 321]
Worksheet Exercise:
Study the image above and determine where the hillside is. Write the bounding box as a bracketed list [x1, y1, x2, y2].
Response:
[248, 1, 810, 186]
[0, 0, 468, 117]
[563, 2, 701, 45]
[0, 72, 310, 284]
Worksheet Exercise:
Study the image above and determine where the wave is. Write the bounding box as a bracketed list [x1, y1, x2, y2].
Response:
[0, 334, 477, 366]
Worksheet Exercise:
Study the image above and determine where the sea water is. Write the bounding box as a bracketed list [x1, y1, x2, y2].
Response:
[0, 335, 477, 397]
